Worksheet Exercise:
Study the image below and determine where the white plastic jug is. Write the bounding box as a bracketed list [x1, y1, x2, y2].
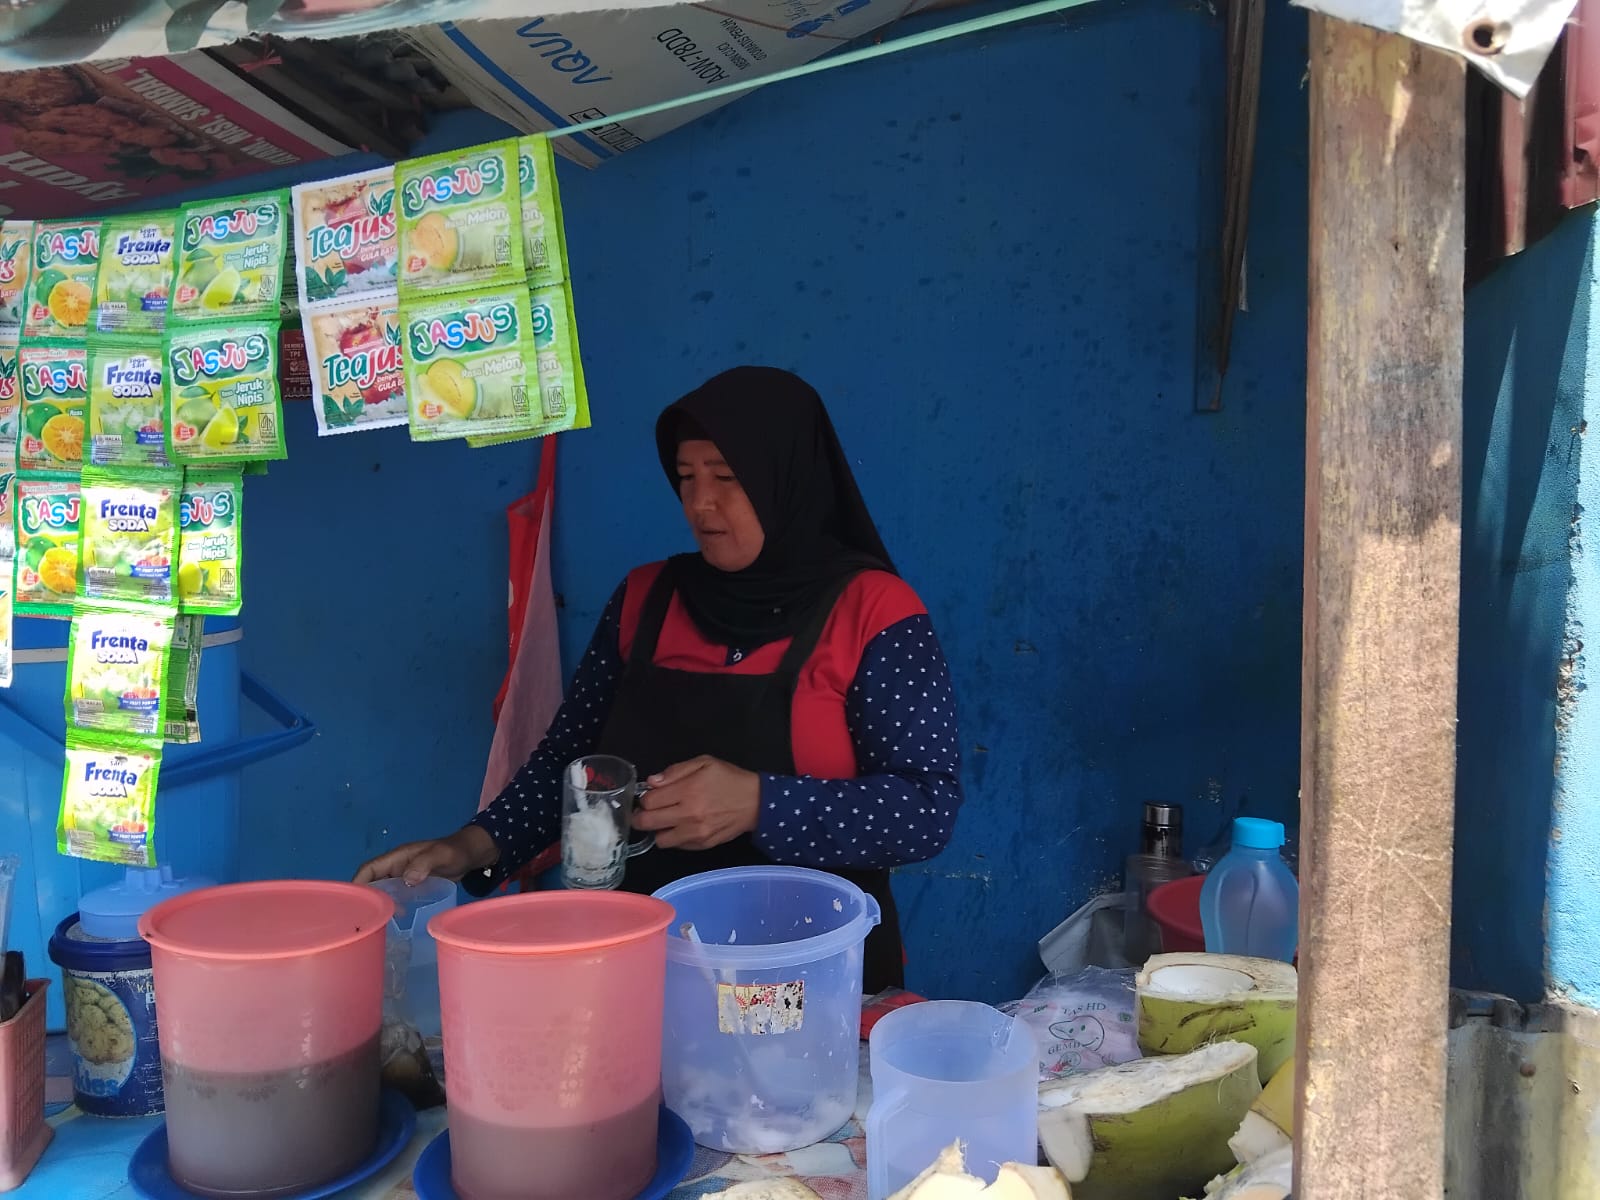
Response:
[866, 1001, 1038, 1200]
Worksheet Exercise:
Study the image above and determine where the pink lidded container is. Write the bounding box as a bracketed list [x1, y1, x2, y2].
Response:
[139, 881, 392, 1199]
[431, 891, 674, 1200]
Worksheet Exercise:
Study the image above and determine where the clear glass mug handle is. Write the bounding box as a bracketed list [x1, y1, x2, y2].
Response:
[627, 782, 655, 857]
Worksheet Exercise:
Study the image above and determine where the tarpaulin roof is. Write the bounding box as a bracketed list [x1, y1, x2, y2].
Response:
[0, 0, 1577, 98]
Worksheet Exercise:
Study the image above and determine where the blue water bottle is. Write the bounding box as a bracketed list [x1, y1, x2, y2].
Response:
[1199, 818, 1300, 961]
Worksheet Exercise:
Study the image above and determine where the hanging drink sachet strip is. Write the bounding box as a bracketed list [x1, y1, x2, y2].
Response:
[58, 729, 160, 867]
[177, 472, 242, 615]
[396, 140, 524, 298]
[165, 321, 285, 463]
[0, 221, 34, 329]
[18, 342, 87, 474]
[24, 220, 99, 342]
[401, 287, 537, 442]
[94, 211, 176, 338]
[292, 168, 399, 308]
[164, 613, 203, 744]
[64, 603, 174, 739]
[87, 340, 169, 468]
[14, 472, 79, 617]
[169, 192, 290, 325]
[0, 467, 12, 688]
[78, 466, 181, 607]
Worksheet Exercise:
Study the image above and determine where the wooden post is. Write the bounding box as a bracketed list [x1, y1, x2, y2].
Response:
[1300, 17, 1464, 1200]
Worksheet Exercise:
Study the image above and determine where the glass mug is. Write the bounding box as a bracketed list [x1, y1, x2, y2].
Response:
[562, 754, 655, 889]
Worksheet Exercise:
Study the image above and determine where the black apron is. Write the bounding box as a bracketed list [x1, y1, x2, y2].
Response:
[596, 567, 905, 993]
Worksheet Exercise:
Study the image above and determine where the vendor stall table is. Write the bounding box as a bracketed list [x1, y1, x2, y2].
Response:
[18, 1042, 873, 1200]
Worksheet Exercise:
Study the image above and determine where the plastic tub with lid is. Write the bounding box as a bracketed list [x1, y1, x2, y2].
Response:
[46, 866, 211, 1117]
[139, 880, 391, 1199]
[654, 866, 882, 1154]
[432, 890, 674, 1200]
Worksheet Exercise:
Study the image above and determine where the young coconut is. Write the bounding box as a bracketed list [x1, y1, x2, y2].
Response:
[703, 1182, 824, 1200]
[1227, 1057, 1294, 1163]
[1135, 953, 1297, 1083]
[886, 1141, 1073, 1200]
[1198, 1144, 1292, 1200]
[1038, 1040, 1261, 1200]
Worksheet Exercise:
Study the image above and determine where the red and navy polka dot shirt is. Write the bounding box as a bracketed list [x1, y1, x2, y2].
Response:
[469, 563, 963, 889]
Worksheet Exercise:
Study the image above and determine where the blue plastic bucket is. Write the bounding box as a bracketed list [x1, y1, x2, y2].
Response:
[47, 913, 164, 1117]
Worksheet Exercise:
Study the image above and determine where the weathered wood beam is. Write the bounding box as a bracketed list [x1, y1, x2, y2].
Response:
[1300, 16, 1465, 1200]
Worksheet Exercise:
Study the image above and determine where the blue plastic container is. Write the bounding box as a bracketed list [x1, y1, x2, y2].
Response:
[0, 614, 313, 1031]
[47, 912, 164, 1117]
[1199, 817, 1301, 961]
[865, 1001, 1038, 1200]
[653, 866, 880, 1154]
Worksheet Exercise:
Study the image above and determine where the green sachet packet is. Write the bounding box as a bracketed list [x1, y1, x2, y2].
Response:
[94, 212, 176, 337]
[164, 613, 203, 744]
[170, 192, 290, 324]
[465, 282, 590, 449]
[396, 140, 524, 298]
[0, 332, 17, 454]
[24, 220, 99, 342]
[517, 135, 566, 290]
[18, 343, 87, 474]
[78, 465, 181, 606]
[0, 221, 33, 329]
[65, 602, 174, 738]
[58, 729, 160, 866]
[14, 472, 79, 617]
[87, 340, 169, 468]
[402, 287, 536, 442]
[177, 472, 242, 615]
[166, 321, 285, 463]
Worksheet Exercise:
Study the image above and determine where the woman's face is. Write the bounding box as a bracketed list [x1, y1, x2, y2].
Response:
[676, 438, 765, 572]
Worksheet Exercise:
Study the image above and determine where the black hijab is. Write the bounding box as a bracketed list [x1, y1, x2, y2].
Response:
[655, 366, 895, 649]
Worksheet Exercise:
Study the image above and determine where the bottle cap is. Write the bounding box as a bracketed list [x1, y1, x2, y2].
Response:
[1232, 817, 1286, 850]
[1143, 802, 1182, 828]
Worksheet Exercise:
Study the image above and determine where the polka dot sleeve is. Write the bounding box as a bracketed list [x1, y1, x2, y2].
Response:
[751, 613, 963, 869]
[461, 580, 628, 896]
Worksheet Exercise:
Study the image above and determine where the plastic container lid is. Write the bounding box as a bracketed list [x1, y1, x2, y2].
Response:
[138, 880, 395, 961]
[367, 876, 456, 934]
[79, 867, 214, 941]
[1232, 817, 1287, 850]
[430, 891, 673, 956]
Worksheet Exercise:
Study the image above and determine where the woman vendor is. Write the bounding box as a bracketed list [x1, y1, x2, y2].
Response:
[356, 366, 963, 991]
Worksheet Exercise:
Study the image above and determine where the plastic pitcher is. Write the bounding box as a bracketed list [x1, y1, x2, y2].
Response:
[431, 890, 674, 1200]
[368, 876, 456, 1038]
[866, 1001, 1038, 1200]
[1200, 817, 1300, 961]
[654, 866, 881, 1154]
[139, 881, 391, 1199]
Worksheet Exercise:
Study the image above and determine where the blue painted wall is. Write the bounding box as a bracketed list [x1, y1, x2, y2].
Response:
[1457, 206, 1600, 1009]
[36, 1, 1312, 1002]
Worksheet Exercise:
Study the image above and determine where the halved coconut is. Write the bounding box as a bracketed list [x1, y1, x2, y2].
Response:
[887, 1142, 1073, 1200]
[1038, 1040, 1261, 1200]
[1136, 953, 1297, 1083]
[1200, 1145, 1293, 1200]
[1228, 1057, 1295, 1163]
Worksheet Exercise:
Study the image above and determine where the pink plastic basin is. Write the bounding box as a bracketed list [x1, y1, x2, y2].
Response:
[431, 891, 674, 1200]
[139, 881, 392, 1198]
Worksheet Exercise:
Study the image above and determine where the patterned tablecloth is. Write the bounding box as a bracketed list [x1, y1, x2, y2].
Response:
[24, 1042, 873, 1200]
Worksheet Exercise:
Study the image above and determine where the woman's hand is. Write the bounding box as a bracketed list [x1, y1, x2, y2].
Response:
[633, 756, 761, 851]
[353, 825, 499, 886]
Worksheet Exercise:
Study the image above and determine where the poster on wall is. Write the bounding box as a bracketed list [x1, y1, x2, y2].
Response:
[0, 53, 350, 221]
[406, 0, 956, 168]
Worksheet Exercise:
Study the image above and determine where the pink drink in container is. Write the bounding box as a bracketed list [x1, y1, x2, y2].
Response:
[139, 881, 392, 1198]
[431, 891, 674, 1200]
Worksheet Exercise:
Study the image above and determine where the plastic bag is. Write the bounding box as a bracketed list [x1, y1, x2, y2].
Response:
[999, 966, 1141, 1080]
